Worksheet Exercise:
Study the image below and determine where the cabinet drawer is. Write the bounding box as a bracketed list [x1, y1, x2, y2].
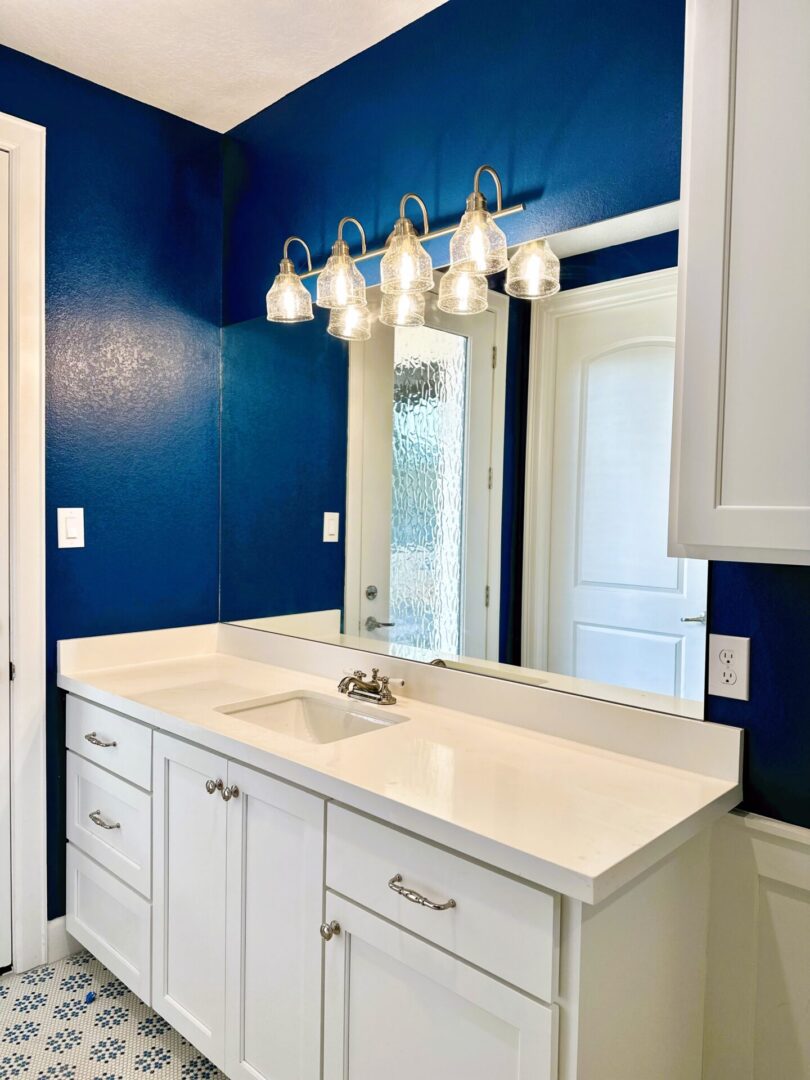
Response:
[326, 806, 559, 1002]
[66, 751, 151, 897]
[66, 695, 152, 790]
[66, 844, 151, 1003]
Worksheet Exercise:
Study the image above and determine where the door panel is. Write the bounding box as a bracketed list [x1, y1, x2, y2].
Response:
[152, 733, 228, 1067]
[225, 762, 324, 1080]
[323, 895, 556, 1080]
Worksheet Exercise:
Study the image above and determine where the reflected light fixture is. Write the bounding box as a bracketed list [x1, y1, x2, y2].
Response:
[506, 238, 561, 299]
[317, 216, 367, 309]
[265, 236, 314, 323]
[380, 193, 433, 295]
[449, 165, 509, 275]
[327, 302, 372, 341]
[437, 266, 488, 315]
[380, 290, 426, 327]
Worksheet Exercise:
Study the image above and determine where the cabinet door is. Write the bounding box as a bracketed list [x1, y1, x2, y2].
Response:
[323, 895, 557, 1080]
[152, 733, 228, 1068]
[224, 762, 324, 1080]
[671, 0, 810, 564]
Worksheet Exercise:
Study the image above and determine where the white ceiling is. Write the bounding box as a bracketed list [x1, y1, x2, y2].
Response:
[0, 0, 447, 132]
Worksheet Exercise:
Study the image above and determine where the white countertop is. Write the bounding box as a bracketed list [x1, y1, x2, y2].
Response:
[58, 628, 741, 904]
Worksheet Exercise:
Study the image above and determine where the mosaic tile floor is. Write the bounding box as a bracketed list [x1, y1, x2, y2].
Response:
[0, 952, 225, 1079]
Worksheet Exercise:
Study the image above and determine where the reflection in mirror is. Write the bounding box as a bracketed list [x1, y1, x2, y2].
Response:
[220, 208, 707, 716]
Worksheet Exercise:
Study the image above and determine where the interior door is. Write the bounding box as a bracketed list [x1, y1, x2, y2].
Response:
[348, 288, 505, 660]
[152, 733, 228, 1068]
[322, 894, 556, 1080]
[544, 273, 707, 700]
[0, 149, 10, 970]
[224, 761, 324, 1080]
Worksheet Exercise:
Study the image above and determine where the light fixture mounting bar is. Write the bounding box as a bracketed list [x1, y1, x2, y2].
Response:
[299, 202, 525, 281]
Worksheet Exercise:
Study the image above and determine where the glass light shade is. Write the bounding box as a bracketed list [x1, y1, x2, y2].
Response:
[505, 239, 561, 300]
[380, 290, 426, 327]
[265, 260, 314, 323]
[327, 302, 371, 341]
[438, 267, 488, 315]
[380, 221, 433, 295]
[449, 208, 508, 274]
[317, 243, 366, 309]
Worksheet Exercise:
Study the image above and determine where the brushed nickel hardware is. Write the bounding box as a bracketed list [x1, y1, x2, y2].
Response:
[680, 612, 707, 624]
[89, 809, 121, 831]
[338, 668, 401, 705]
[365, 584, 378, 600]
[320, 920, 341, 941]
[365, 616, 395, 631]
[205, 778, 224, 795]
[221, 784, 240, 802]
[388, 874, 456, 911]
[430, 658, 448, 667]
[85, 732, 117, 749]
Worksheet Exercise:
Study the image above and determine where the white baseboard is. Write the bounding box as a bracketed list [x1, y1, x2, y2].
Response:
[47, 916, 82, 963]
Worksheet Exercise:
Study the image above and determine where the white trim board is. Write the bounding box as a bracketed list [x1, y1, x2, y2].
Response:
[0, 110, 47, 973]
[538, 202, 680, 260]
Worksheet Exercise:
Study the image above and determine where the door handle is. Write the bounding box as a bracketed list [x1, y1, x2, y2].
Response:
[365, 616, 395, 631]
[680, 612, 707, 624]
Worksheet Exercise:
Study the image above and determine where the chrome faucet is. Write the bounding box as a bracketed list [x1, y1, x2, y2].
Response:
[338, 668, 400, 705]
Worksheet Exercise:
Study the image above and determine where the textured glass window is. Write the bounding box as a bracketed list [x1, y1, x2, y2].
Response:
[389, 326, 468, 654]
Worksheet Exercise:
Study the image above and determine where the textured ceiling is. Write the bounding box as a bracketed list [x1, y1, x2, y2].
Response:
[0, 0, 447, 132]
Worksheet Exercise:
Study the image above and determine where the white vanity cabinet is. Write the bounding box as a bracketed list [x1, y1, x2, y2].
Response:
[151, 732, 324, 1079]
[671, 0, 810, 564]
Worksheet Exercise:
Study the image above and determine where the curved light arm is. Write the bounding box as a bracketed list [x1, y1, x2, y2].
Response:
[399, 193, 430, 236]
[336, 216, 367, 254]
[473, 164, 504, 211]
[282, 235, 313, 271]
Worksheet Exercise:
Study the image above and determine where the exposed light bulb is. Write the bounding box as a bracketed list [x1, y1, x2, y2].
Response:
[505, 238, 560, 300]
[437, 266, 487, 314]
[380, 290, 425, 327]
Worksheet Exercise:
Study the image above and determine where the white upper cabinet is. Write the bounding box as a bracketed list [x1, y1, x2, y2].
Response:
[671, 0, 810, 564]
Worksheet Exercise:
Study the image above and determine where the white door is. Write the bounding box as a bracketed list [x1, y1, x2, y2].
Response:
[538, 272, 707, 700]
[347, 287, 507, 660]
[323, 894, 556, 1080]
[0, 150, 10, 970]
[152, 733, 228, 1068]
[224, 762, 324, 1080]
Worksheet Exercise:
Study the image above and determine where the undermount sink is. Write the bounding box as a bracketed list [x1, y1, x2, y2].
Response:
[216, 691, 409, 745]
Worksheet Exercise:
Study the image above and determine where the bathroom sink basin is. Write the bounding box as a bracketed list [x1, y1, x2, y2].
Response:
[216, 691, 409, 745]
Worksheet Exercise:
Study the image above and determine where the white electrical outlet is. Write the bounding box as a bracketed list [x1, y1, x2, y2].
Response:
[708, 633, 750, 701]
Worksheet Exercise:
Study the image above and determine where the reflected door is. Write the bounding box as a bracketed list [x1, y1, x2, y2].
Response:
[347, 291, 504, 659]
[540, 272, 707, 700]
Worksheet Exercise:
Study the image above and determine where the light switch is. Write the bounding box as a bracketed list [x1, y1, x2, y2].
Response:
[323, 512, 340, 543]
[57, 507, 85, 549]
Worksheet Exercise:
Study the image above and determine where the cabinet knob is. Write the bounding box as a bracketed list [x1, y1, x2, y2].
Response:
[320, 920, 341, 941]
[221, 784, 240, 801]
[205, 778, 223, 795]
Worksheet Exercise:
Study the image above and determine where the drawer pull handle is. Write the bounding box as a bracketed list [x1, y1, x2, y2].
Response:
[388, 874, 456, 911]
[89, 809, 121, 831]
[85, 731, 117, 749]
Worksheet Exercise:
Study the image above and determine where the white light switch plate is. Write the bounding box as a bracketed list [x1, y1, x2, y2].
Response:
[323, 512, 340, 543]
[57, 507, 85, 548]
[708, 633, 750, 701]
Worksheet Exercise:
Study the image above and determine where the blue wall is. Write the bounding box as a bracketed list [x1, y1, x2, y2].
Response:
[0, 46, 223, 917]
[220, 313, 348, 622]
[223, 0, 686, 325]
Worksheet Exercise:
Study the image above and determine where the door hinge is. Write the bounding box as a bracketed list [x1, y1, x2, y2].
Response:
[487, 466, 493, 490]
[491, 345, 497, 369]
[485, 585, 490, 608]
[9, 661, 15, 682]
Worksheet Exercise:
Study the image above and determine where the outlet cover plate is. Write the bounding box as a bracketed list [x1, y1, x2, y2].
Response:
[708, 633, 750, 701]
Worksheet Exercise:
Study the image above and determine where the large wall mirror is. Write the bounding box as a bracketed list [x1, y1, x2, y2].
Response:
[220, 203, 708, 717]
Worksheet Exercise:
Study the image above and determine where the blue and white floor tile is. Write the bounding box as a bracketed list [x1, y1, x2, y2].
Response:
[0, 953, 225, 1079]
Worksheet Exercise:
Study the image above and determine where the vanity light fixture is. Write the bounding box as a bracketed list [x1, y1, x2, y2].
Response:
[449, 165, 509, 275]
[380, 193, 433, 296]
[380, 290, 426, 327]
[327, 301, 372, 341]
[265, 236, 315, 323]
[437, 266, 488, 315]
[505, 238, 561, 300]
[317, 217, 368, 310]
